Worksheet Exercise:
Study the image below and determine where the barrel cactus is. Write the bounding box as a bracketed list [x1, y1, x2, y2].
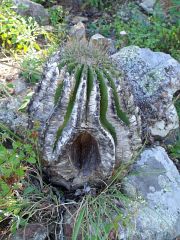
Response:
[28, 35, 142, 189]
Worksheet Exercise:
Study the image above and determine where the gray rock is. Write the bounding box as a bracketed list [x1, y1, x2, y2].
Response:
[13, 77, 28, 94]
[69, 22, 86, 42]
[56, 0, 83, 9]
[0, 97, 28, 135]
[43, 25, 54, 32]
[10, 223, 48, 240]
[138, 0, 157, 14]
[12, 0, 49, 25]
[71, 16, 88, 24]
[120, 146, 180, 240]
[89, 33, 116, 54]
[112, 46, 180, 139]
[117, 2, 150, 24]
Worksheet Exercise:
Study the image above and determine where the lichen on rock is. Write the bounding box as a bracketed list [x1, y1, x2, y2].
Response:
[112, 46, 180, 140]
[121, 146, 180, 240]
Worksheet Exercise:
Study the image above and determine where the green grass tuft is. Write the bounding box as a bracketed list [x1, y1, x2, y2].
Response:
[58, 59, 69, 70]
[58, 58, 78, 73]
[66, 62, 78, 75]
[104, 71, 130, 126]
[72, 185, 131, 240]
[54, 64, 84, 148]
[96, 69, 117, 143]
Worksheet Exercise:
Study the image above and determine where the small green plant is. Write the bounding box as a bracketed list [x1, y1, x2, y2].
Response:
[18, 91, 34, 112]
[20, 56, 43, 84]
[0, 124, 37, 234]
[0, 82, 14, 98]
[155, 0, 180, 24]
[20, 44, 60, 84]
[72, 186, 131, 240]
[71, 154, 142, 240]
[113, 3, 180, 61]
[169, 0, 180, 24]
[169, 137, 180, 159]
[84, 0, 104, 9]
[0, 0, 63, 55]
[0, 137, 37, 199]
[31, 0, 57, 7]
[89, 2, 179, 61]
[47, 6, 68, 43]
[48, 5, 65, 26]
[0, 0, 50, 53]
[87, 19, 112, 37]
[0, 124, 63, 238]
[31, 0, 46, 4]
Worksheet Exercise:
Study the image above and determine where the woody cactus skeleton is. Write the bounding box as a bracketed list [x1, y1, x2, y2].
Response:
[28, 38, 142, 189]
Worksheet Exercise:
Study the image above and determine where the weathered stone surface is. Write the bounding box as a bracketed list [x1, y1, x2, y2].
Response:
[137, 0, 157, 14]
[120, 146, 180, 240]
[12, 0, 49, 25]
[71, 16, 88, 24]
[0, 97, 28, 134]
[117, 2, 150, 24]
[112, 46, 180, 140]
[28, 43, 142, 189]
[10, 223, 48, 240]
[55, 0, 83, 9]
[69, 22, 86, 42]
[89, 33, 116, 54]
[43, 25, 54, 32]
[13, 77, 28, 95]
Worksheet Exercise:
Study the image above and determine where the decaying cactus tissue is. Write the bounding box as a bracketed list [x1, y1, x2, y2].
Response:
[28, 24, 142, 189]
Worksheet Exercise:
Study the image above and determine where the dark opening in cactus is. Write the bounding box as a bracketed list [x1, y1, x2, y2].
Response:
[71, 132, 101, 176]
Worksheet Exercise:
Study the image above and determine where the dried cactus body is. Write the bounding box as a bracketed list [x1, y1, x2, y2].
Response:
[29, 40, 142, 189]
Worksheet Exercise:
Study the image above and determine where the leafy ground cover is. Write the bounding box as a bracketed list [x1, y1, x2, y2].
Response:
[0, 125, 66, 238]
[0, 0, 67, 85]
[87, 1, 180, 61]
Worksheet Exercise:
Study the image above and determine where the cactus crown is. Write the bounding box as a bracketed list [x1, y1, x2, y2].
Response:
[54, 40, 129, 146]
